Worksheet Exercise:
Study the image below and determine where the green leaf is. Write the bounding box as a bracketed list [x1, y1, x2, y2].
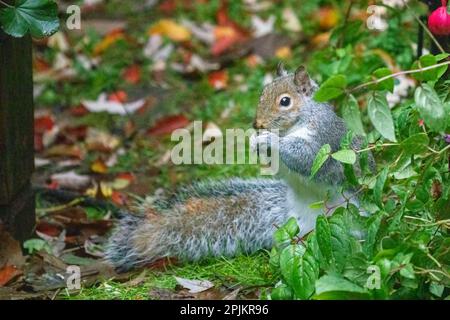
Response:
[331, 149, 357, 164]
[363, 213, 383, 258]
[367, 92, 397, 142]
[314, 74, 347, 102]
[414, 84, 447, 132]
[310, 144, 331, 179]
[328, 213, 353, 271]
[411, 54, 438, 81]
[374, 167, 389, 208]
[372, 67, 394, 92]
[23, 238, 51, 254]
[270, 284, 294, 300]
[279, 244, 319, 299]
[273, 217, 300, 245]
[315, 216, 334, 269]
[0, 0, 59, 38]
[400, 133, 429, 155]
[309, 200, 325, 210]
[314, 274, 370, 300]
[342, 95, 365, 136]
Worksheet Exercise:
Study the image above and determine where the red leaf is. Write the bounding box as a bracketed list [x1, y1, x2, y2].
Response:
[111, 191, 128, 206]
[70, 104, 89, 117]
[123, 65, 141, 84]
[35, 115, 55, 134]
[147, 115, 190, 136]
[0, 265, 22, 287]
[34, 114, 55, 151]
[108, 90, 128, 103]
[116, 172, 135, 182]
[158, 0, 177, 13]
[208, 70, 228, 90]
[36, 221, 62, 237]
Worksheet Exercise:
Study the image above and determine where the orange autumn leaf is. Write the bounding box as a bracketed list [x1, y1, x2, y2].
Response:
[111, 191, 128, 206]
[208, 70, 228, 90]
[311, 32, 331, 48]
[93, 30, 125, 56]
[148, 19, 191, 42]
[315, 6, 340, 30]
[275, 46, 292, 59]
[0, 265, 22, 287]
[214, 26, 238, 39]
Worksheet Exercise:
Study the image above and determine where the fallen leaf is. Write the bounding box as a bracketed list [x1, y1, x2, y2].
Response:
[111, 191, 128, 206]
[0, 265, 22, 287]
[147, 115, 189, 136]
[36, 221, 62, 238]
[123, 64, 141, 84]
[82, 93, 145, 115]
[208, 70, 228, 90]
[223, 287, 241, 300]
[91, 158, 108, 174]
[0, 226, 25, 269]
[93, 30, 125, 55]
[148, 19, 191, 42]
[251, 15, 275, 38]
[282, 7, 302, 32]
[174, 277, 214, 293]
[51, 171, 91, 190]
[85, 128, 121, 153]
[45, 144, 84, 159]
[108, 90, 128, 103]
[275, 46, 292, 59]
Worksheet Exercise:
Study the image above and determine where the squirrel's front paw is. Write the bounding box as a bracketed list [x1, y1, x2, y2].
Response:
[250, 131, 278, 153]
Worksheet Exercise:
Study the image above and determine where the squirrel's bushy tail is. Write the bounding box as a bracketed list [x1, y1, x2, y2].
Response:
[105, 179, 290, 271]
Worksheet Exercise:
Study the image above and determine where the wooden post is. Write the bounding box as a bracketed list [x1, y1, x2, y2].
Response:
[0, 30, 35, 242]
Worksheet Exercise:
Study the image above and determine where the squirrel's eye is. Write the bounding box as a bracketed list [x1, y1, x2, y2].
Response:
[279, 96, 292, 108]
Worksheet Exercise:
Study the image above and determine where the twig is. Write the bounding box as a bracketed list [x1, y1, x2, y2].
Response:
[338, 0, 354, 47]
[349, 60, 450, 93]
[36, 198, 83, 214]
[403, 0, 446, 54]
[0, 0, 13, 8]
[356, 143, 399, 153]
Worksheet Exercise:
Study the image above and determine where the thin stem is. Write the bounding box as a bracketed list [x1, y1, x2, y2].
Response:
[0, 0, 13, 8]
[338, 0, 354, 47]
[356, 143, 399, 153]
[404, 0, 446, 54]
[349, 60, 450, 93]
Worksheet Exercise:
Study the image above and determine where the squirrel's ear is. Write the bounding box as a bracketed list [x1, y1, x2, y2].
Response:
[276, 62, 288, 77]
[294, 65, 314, 95]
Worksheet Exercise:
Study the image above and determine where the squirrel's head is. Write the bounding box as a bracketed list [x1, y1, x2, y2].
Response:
[254, 64, 318, 135]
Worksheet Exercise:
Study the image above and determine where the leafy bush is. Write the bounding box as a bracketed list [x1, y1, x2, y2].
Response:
[269, 19, 450, 299]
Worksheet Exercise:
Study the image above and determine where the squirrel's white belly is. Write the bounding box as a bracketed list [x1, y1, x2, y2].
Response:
[278, 162, 345, 237]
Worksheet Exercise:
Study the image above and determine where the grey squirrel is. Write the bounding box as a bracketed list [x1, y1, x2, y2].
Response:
[105, 65, 373, 271]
